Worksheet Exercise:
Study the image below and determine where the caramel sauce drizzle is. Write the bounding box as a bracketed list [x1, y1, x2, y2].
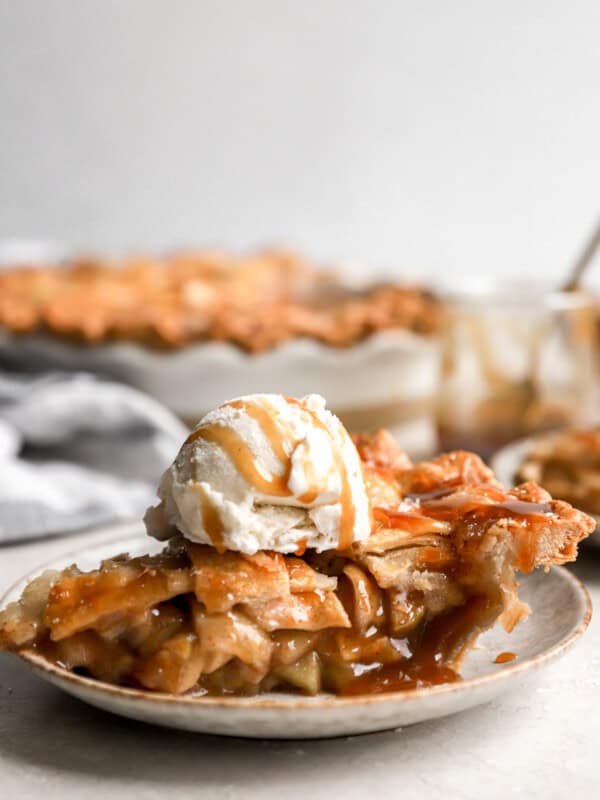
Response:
[300, 408, 356, 550]
[230, 400, 325, 505]
[396, 483, 555, 524]
[420, 495, 554, 519]
[297, 455, 320, 505]
[375, 484, 555, 573]
[294, 537, 309, 556]
[227, 400, 291, 464]
[340, 659, 459, 696]
[494, 651, 517, 664]
[192, 483, 226, 553]
[186, 397, 358, 549]
[192, 423, 293, 496]
[372, 507, 449, 534]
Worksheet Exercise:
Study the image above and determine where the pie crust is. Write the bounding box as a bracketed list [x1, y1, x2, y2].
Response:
[0, 250, 439, 352]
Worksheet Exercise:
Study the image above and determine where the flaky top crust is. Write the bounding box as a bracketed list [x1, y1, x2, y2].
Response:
[355, 430, 595, 571]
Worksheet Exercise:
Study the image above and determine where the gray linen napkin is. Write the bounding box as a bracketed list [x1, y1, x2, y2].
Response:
[0, 371, 188, 543]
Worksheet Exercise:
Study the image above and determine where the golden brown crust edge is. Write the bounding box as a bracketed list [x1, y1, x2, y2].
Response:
[0, 251, 440, 351]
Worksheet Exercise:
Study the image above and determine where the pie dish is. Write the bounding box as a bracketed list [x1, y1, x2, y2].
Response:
[0, 249, 440, 433]
[0, 395, 594, 701]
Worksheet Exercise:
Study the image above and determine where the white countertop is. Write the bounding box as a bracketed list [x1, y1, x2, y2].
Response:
[1, 526, 599, 800]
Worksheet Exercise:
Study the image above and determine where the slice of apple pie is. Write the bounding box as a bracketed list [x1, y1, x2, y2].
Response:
[0, 417, 593, 697]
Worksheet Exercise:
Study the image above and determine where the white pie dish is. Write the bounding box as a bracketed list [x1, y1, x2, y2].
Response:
[1, 523, 591, 739]
[0, 328, 438, 424]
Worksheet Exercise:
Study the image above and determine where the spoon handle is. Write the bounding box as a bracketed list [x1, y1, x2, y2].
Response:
[563, 216, 600, 291]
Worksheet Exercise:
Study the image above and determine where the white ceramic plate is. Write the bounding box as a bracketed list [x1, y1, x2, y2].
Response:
[491, 437, 600, 548]
[1, 527, 591, 739]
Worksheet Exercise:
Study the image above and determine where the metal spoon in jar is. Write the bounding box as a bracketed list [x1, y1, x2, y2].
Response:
[563, 216, 600, 291]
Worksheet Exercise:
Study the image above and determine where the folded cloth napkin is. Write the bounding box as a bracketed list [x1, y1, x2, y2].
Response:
[0, 371, 189, 543]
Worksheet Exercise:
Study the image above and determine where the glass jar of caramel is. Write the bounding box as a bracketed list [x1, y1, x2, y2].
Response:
[436, 280, 599, 460]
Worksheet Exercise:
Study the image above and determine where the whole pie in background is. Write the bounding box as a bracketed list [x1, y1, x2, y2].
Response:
[0, 251, 442, 441]
[0, 249, 439, 352]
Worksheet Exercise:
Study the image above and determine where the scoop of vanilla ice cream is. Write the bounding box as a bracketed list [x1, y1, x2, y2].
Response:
[144, 393, 371, 554]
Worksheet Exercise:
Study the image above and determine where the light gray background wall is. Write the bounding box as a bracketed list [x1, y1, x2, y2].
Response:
[0, 0, 599, 278]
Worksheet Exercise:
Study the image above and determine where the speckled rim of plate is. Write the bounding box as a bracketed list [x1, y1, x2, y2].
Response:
[0, 530, 592, 711]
